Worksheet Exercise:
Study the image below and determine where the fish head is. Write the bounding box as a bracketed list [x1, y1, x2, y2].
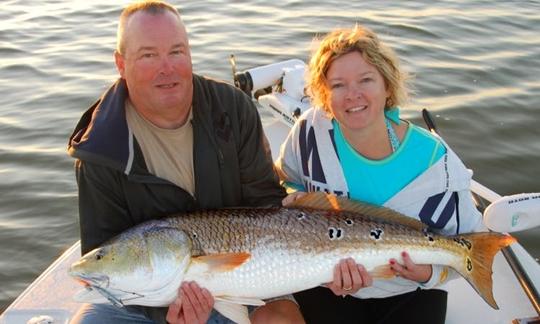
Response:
[69, 221, 193, 306]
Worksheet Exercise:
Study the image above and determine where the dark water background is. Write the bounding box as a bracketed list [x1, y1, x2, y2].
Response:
[1, 0, 539, 312]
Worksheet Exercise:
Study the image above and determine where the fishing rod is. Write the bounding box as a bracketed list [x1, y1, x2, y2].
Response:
[422, 108, 540, 316]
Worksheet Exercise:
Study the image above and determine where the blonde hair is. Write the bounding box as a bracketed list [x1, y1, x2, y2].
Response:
[308, 25, 409, 114]
[116, 1, 181, 55]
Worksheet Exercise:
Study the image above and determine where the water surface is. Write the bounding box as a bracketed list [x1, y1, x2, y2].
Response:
[1, 0, 539, 311]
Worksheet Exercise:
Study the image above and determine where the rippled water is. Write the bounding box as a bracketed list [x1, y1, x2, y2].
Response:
[1, 0, 539, 312]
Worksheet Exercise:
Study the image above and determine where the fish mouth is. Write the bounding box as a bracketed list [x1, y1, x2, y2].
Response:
[71, 273, 145, 307]
[70, 272, 110, 288]
[69, 273, 125, 307]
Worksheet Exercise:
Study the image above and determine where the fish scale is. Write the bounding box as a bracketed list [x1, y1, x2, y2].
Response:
[69, 192, 515, 323]
[172, 207, 461, 297]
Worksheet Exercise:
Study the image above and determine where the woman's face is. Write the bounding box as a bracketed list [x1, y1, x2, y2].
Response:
[326, 51, 389, 132]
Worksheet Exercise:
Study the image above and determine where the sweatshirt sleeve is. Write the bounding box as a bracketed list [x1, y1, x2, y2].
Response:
[419, 265, 458, 289]
[457, 188, 486, 232]
[274, 120, 305, 190]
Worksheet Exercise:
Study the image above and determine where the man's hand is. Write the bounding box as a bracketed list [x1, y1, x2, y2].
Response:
[325, 258, 372, 296]
[389, 251, 432, 283]
[166, 281, 214, 324]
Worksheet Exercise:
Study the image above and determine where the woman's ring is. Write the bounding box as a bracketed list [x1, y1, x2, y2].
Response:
[343, 286, 352, 291]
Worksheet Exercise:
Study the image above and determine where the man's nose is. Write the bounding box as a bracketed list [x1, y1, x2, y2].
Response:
[159, 57, 174, 74]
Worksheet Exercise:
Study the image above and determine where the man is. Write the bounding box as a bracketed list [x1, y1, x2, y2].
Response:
[68, 1, 303, 323]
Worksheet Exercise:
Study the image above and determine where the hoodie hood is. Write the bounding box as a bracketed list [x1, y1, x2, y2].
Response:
[68, 79, 133, 174]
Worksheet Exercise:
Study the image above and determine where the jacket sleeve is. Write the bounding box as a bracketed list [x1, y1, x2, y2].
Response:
[75, 159, 132, 254]
[236, 94, 286, 207]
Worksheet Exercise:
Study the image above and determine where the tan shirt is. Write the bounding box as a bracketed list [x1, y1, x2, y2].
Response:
[125, 100, 195, 196]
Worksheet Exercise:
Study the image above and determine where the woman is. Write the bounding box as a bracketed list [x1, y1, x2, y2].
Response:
[276, 25, 483, 323]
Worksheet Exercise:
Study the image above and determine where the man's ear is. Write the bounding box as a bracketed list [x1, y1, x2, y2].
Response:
[114, 50, 126, 79]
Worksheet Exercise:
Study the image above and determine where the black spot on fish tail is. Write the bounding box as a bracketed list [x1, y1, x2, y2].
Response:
[453, 237, 473, 250]
[466, 257, 473, 272]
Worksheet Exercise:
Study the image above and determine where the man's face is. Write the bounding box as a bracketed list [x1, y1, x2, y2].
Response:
[115, 11, 193, 117]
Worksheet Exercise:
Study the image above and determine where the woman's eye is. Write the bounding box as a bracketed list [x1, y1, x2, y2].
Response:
[330, 83, 343, 89]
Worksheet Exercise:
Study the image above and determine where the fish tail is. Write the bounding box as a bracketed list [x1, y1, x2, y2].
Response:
[454, 232, 516, 309]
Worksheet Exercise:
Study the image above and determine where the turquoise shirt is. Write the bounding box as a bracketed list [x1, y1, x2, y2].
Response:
[333, 117, 446, 205]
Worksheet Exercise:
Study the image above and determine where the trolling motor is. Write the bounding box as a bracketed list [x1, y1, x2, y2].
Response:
[230, 55, 311, 126]
[231, 56, 305, 95]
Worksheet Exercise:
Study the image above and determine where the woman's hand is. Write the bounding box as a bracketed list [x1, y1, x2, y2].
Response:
[282, 191, 307, 206]
[325, 258, 372, 296]
[166, 281, 214, 324]
[389, 251, 432, 283]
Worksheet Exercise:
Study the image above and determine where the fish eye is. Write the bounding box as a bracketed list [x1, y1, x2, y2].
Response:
[95, 250, 105, 261]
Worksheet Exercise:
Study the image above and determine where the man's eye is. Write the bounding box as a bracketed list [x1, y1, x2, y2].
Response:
[141, 53, 156, 58]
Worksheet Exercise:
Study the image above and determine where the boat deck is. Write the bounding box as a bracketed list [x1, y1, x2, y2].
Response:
[0, 243, 81, 324]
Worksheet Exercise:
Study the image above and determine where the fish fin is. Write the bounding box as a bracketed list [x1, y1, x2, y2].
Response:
[454, 232, 516, 309]
[192, 252, 251, 271]
[289, 192, 341, 210]
[213, 300, 251, 324]
[290, 192, 425, 230]
[215, 295, 266, 306]
[369, 265, 396, 279]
